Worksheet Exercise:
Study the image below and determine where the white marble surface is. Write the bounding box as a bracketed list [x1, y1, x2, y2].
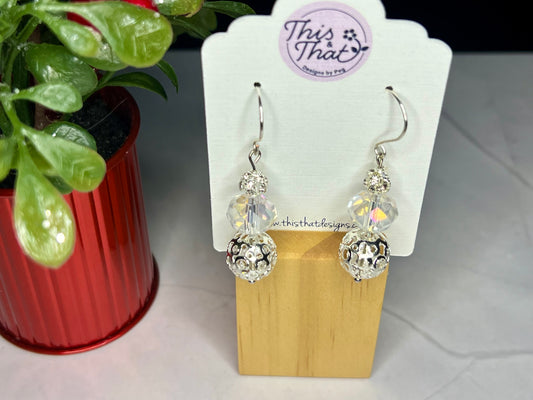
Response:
[1, 52, 532, 399]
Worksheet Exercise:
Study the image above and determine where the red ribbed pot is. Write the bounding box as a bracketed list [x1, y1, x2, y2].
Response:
[0, 88, 158, 354]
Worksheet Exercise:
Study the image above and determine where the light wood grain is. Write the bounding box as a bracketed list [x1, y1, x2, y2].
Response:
[236, 230, 388, 377]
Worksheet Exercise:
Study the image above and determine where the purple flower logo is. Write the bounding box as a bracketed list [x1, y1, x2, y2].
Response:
[279, 2, 372, 81]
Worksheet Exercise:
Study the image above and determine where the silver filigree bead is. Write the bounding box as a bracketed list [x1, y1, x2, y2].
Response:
[338, 227, 390, 281]
[239, 170, 268, 195]
[363, 168, 391, 194]
[226, 231, 277, 283]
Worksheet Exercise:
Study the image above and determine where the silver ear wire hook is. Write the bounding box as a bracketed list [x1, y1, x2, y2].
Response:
[248, 82, 264, 170]
[254, 82, 264, 147]
[374, 86, 408, 167]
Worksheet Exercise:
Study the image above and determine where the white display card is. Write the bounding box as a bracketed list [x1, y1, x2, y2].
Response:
[202, 0, 452, 255]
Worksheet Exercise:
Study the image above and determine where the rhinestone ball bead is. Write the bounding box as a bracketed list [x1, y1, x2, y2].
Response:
[363, 168, 391, 194]
[338, 227, 390, 281]
[226, 231, 278, 283]
[239, 170, 268, 195]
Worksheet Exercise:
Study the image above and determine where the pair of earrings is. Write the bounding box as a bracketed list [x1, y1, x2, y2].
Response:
[225, 83, 406, 284]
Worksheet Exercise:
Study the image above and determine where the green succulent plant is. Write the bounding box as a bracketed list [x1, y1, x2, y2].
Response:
[0, 0, 253, 267]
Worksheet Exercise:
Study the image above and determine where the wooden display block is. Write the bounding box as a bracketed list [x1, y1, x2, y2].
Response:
[236, 230, 388, 377]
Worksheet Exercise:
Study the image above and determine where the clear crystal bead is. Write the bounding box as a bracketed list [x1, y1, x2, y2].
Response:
[227, 193, 277, 234]
[347, 190, 398, 233]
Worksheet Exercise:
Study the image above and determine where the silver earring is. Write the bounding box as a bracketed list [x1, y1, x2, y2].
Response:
[339, 86, 407, 281]
[226, 83, 278, 284]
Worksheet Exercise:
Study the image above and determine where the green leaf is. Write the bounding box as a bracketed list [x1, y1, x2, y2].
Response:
[40, 2, 173, 68]
[156, 0, 203, 16]
[0, 137, 15, 181]
[32, 11, 101, 58]
[0, 12, 20, 42]
[0, 104, 12, 136]
[25, 44, 98, 96]
[44, 121, 97, 151]
[14, 146, 75, 268]
[12, 83, 82, 113]
[168, 15, 211, 39]
[13, 53, 33, 127]
[203, 1, 255, 18]
[171, 8, 216, 39]
[105, 72, 167, 100]
[46, 175, 73, 195]
[35, 11, 125, 72]
[24, 128, 106, 192]
[157, 59, 179, 94]
[79, 42, 127, 72]
[28, 142, 55, 176]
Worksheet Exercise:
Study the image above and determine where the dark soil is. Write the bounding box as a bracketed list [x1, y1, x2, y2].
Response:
[70, 96, 130, 161]
[0, 95, 130, 190]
